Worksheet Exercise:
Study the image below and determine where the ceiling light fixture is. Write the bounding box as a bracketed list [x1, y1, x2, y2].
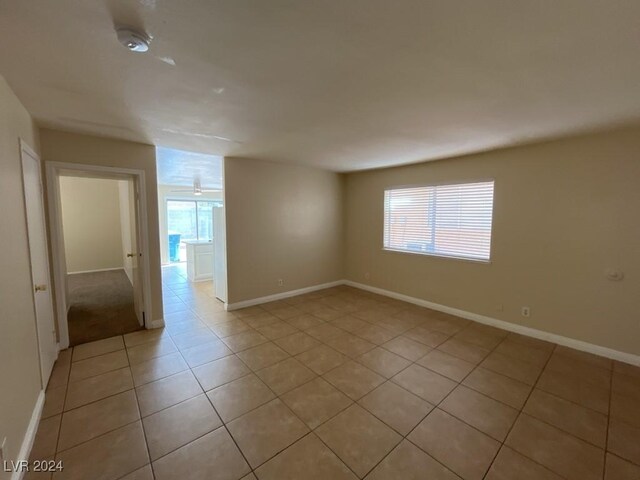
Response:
[116, 27, 151, 52]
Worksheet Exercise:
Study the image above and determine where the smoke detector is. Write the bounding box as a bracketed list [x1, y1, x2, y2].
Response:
[116, 27, 151, 52]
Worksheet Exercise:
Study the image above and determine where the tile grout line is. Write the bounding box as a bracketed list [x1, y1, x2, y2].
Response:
[195, 308, 375, 479]
[384, 323, 617, 437]
[479, 340, 561, 480]
[182, 292, 405, 478]
[42, 282, 628, 479]
[361, 321, 511, 479]
[51, 339, 197, 466]
[50, 348, 73, 464]
[233, 338, 378, 479]
[278, 310, 496, 477]
[197, 343, 360, 478]
[51, 340, 153, 478]
[171, 336, 258, 479]
[49, 337, 549, 476]
[359, 320, 595, 479]
[174, 296, 524, 473]
[56, 316, 392, 476]
[602, 358, 614, 479]
[122, 344, 156, 480]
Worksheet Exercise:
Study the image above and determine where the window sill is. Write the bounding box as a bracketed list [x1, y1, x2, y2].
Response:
[381, 247, 491, 265]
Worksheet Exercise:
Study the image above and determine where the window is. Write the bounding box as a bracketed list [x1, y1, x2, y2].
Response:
[383, 181, 495, 261]
[167, 200, 198, 242]
[197, 201, 215, 241]
[167, 200, 219, 262]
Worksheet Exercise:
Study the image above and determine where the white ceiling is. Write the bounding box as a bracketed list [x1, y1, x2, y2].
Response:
[1, 1, 639, 171]
[156, 147, 223, 188]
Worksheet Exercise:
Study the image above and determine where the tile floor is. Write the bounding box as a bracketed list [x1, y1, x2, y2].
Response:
[29, 265, 640, 479]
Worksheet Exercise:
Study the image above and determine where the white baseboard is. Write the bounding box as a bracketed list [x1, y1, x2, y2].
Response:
[149, 318, 165, 329]
[225, 280, 345, 311]
[220, 278, 640, 366]
[191, 276, 213, 283]
[67, 267, 124, 275]
[345, 280, 640, 367]
[12, 390, 45, 480]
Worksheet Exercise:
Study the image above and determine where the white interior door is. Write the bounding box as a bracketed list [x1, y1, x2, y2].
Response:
[21, 143, 58, 387]
[118, 180, 134, 284]
[130, 180, 144, 325]
[119, 178, 144, 325]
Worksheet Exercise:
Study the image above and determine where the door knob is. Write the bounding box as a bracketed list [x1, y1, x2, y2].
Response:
[34, 284, 47, 292]
[127, 253, 136, 258]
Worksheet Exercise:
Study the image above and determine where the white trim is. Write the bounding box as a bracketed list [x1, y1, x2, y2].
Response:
[214, 161, 228, 303]
[191, 277, 213, 283]
[45, 161, 155, 347]
[383, 180, 495, 264]
[20, 140, 57, 387]
[18, 140, 39, 162]
[135, 170, 154, 331]
[47, 161, 147, 177]
[385, 177, 497, 191]
[225, 281, 345, 311]
[67, 267, 124, 275]
[382, 247, 492, 265]
[345, 280, 640, 367]
[45, 162, 70, 349]
[12, 390, 45, 480]
[149, 318, 165, 329]
[198, 276, 640, 366]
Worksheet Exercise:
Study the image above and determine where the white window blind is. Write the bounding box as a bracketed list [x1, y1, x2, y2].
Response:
[383, 181, 495, 261]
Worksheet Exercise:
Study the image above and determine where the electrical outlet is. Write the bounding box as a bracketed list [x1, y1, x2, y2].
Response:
[496, 304, 504, 312]
[364, 272, 370, 280]
[277, 279, 284, 287]
[521, 306, 531, 318]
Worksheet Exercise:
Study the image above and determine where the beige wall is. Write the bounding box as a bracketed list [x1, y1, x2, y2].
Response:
[224, 157, 344, 304]
[59, 176, 124, 273]
[0, 77, 43, 479]
[345, 127, 640, 356]
[157, 184, 223, 264]
[40, 129, 164, 323]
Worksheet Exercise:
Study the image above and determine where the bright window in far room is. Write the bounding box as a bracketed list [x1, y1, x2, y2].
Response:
[383, 180, 495, 262]
[166, 200, 219, 262]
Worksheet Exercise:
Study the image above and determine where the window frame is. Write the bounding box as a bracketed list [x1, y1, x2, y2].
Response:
[382, 179, 496, 264]
[165, 198, 220, 242]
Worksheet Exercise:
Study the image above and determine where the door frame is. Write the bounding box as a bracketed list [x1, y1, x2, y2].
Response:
[19, 139, 58, 387]
[45, 161, 154, 349]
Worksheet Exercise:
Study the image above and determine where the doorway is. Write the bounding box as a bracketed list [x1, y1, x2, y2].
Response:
[58, 176, 142, 345]
[156, 147, 227, 305]
[46, 163, 153, 348]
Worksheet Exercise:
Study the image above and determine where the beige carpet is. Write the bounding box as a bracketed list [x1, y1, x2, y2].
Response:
[67, 269, 142, 346]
